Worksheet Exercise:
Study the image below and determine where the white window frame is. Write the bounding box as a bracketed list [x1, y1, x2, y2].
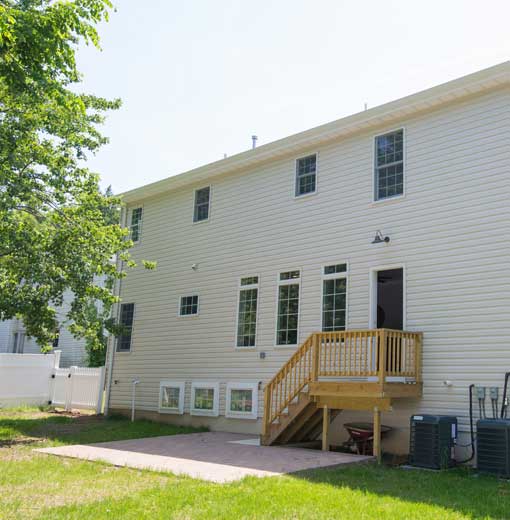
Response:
[226, 382, 258, 420]
[321, 262, 349, 332]
[294, 152, 318, 199]
[159, 381, 185, 415]
[129, 206, 143, 243]
[190, 382, 220, 417]
[368, 264, 406, 329]
[178, 294, 200, 317]
[275, 269, 301, 347]
[373, 127, 405, 203]
[192, 185, 211, 224]
[235, 275, 260, 349]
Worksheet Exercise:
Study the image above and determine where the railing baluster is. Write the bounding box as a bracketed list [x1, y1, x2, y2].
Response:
[263, 329, 422, 439]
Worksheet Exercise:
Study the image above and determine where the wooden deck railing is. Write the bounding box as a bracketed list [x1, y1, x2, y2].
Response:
[262, 329, 422, 436]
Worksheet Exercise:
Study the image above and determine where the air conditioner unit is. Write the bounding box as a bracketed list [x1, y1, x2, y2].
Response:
[477, 419, 510, 477]
[409, 415, 457, 469]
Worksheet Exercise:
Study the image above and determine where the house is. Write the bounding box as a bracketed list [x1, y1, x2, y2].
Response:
[104, 62, 510, 459]
[0, 292, 88, 368]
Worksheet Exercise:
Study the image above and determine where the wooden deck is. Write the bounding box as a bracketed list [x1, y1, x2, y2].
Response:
[261, 329, 423, 462]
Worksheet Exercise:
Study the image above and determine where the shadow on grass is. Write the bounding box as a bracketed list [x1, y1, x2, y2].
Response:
[290, 463, 510, 520]
[0, 410, 206, 447]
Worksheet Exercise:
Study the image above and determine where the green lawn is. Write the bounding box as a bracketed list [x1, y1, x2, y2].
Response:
[0, 408, 508, 519]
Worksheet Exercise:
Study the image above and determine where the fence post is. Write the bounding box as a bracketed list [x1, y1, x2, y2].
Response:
[53, 350, 61, 369]
[65, 366, 77, 411]
[96, 366, 106, 414]
[48, 350, 62, 405]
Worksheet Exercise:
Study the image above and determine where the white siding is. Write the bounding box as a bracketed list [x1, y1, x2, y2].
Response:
[0, 321, 12, 353]
[109, 87, 510, 444]
[0, 289, 89, 367]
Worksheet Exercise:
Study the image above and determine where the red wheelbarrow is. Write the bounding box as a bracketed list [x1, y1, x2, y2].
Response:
[343, 422, 392, 455]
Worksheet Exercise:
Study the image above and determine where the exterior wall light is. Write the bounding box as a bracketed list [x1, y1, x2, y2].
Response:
[372, 230, 390, 244]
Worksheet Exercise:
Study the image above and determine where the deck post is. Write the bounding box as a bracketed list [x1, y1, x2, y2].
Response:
[312, 333, 320, 381]
[322, 405, 330, 451]
[262, 383, 271, 437]
[378, 329, 387, 388]
[373, 406, 382, 463]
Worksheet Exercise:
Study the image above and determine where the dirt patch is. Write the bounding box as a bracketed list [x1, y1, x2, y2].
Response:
[0, 436, 41, 448]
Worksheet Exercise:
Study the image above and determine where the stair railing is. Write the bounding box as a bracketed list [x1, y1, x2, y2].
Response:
[262, 329, 423, 436]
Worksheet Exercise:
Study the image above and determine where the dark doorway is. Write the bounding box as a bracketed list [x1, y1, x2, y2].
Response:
[376, 268, 403, 330]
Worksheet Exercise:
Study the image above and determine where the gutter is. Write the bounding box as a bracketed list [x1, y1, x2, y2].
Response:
[104, 205, 127, 416]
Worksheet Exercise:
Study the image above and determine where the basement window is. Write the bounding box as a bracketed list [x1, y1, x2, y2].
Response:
[159, 381, 185, 414]
[191, 382, 219, 416]
[226, 382, 258, 419]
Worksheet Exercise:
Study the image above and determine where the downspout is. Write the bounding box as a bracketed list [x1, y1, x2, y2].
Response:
[104, 205, 127, 416]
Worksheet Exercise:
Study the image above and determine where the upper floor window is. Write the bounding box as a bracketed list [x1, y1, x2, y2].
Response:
[236, 276, 259, 347]
[276, 270, 301, 346]
[374, 129, 404, 201]
[295, 154, 317, 197]
[179, 295, 199, 316]
[193, 186, 211, 222]
[117, 303, 135, 352]
[130, 207, 143, 242]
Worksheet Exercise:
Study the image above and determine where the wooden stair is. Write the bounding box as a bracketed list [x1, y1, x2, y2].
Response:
[260, 329, 423, 462]
[262, 391, 341, 445]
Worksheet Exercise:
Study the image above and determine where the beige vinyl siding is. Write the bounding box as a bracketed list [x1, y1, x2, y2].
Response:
[109, 86, 510, 440]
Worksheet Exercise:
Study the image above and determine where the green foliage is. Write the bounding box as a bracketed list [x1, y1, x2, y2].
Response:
[0, 1, 131, 351]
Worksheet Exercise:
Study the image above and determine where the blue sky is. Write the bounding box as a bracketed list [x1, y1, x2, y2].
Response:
[75, 0, 510, 193]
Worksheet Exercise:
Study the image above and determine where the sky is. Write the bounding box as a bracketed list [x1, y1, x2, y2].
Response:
[75, 0, 510, 194]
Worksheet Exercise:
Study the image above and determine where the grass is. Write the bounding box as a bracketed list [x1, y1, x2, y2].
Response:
[1, 408, 509, 519]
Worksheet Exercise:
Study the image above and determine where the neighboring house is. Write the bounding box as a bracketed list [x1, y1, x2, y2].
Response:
[0, 291, 87, 368]
[105, 62, 510, 457]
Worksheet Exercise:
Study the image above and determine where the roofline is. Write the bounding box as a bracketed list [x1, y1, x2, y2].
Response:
[120, 61, 510, 204]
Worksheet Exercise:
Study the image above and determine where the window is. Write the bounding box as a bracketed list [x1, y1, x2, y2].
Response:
[226, 382, 258, 419]
[179, 295, 199, 316]
[191, 382, 219, 416]
[295, 154, 317, 197]
[193, 186, 211, 222]
[12, 332, 25, 353]
[117, 303, 134, 352]
[276, 270, 300, 346]
[159, 381, 185, 414]
[236, 276, 259, 347]
[374, 129, 404, 200]
[322, 264, 348, 332]
[130, 207, 143, 242]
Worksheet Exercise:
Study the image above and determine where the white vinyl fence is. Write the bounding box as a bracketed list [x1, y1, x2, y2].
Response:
[0, 350, 105, 412]
[52, 365, 105, 412]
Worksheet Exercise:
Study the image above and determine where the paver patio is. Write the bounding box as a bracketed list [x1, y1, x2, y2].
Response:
[37, 431, 373, 482]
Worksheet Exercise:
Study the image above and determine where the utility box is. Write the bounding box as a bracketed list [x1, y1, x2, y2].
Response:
[477, 419, 510, 477]
[409, 415, 457, 469]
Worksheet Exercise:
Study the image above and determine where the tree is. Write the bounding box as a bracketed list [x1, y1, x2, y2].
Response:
[0, 1, 134, 352]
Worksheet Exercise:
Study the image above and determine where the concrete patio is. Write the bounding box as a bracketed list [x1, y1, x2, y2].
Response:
[37, 431, 373, 483]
